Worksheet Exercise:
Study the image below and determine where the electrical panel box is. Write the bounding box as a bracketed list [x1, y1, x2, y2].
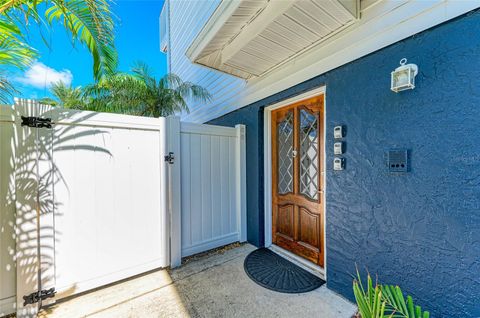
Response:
[388, 149, 408, 172]
[334, 126, 344, 139]
[333, 157, 345, 171]
[334, 142, 343, 155]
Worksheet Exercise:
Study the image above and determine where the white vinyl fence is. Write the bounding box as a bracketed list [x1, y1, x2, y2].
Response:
[179, 122, 246, 257]
[0, 104, 16, 315]
[0, 99, 246, 317]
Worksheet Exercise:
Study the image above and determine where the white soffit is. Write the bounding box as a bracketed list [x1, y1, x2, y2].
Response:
[187, 0, 359, 79]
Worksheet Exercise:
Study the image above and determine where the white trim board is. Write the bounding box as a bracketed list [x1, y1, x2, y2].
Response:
[243, 0, 480, 109]
[263, 86, 327, 278]
[184, 0, 480, 124]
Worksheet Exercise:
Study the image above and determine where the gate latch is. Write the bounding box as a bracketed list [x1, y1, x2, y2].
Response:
[21, 116, 52, 129]
[164, 152, 175, 164]
[23, 287, 56, 306]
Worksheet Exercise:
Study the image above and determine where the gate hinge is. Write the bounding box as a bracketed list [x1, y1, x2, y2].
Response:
[21, 116, 53, 129]
[23, 287, 56, 306]
[164, 152, 175, 164]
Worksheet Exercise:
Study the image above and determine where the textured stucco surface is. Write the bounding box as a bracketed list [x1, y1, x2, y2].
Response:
[209, 10, 480, 317]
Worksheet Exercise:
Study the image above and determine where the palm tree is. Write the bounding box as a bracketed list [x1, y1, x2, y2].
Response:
[82, 73, 147, 114]
[134, 63, 212, 117]
[0, 0, 117, 102]
[39, 81, 86, 108]
[0, 18, 36, 102]
[85, 62, 212, 117]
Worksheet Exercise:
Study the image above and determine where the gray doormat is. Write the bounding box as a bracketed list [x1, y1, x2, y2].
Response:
[243, 248, 325, 293]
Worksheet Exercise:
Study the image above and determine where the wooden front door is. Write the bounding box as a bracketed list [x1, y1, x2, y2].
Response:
[272, 95, 324, 267]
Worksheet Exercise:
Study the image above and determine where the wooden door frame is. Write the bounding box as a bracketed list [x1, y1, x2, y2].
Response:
[263, 86, 327, 275]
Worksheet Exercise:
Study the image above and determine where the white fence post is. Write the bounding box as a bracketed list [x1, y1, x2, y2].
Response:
[167, 117, 181, 268]
[15, 99, 56, 317]
[235, 124, 247, 242]
[0, 104, 17, 316]
[159, 117, 170, 267]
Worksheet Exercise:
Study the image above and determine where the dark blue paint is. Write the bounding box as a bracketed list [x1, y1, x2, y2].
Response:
[209, 10, 480, 317]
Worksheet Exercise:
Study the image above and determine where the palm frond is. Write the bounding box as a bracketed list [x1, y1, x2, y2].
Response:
[0, 75, 18, 104]
[38, 97, 58, 106]
[0, 18, 37, 69]
[176, 81, 212, 103]
[47, 81, 86, 109]
[353, 269, 430, 318]
[353, 270, 387, 318]
[1, 0, 117, 97]
[381, 285, 430, 318]
[45, 0, 118, 80]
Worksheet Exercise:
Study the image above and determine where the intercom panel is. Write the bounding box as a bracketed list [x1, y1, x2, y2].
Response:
[388, 149, 408, 172]
[333, 157, 345, 171]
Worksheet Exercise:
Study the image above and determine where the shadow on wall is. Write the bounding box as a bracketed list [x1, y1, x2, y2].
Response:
[4, 99, 112, 315]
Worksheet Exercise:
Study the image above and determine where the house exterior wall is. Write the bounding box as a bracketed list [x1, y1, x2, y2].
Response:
[209, 10, 480, 317]
[169, 1, 479, 124]
[165, 0, 246, 122]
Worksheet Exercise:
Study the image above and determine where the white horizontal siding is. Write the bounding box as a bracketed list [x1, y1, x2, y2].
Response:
[168, 0, 479, 124]
[168, 0, 246, 123]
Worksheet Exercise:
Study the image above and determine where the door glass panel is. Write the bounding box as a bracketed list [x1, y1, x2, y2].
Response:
[277, 111, 294, 194]
[299, 109, 318, 200]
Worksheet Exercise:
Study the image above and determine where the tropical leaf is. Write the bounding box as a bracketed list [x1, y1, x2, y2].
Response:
[353, 270, 430, 318]
[38, 96, 58, 106]
[0, 0, 117, 81]
[82, 62, 211, 117]
[381, 285, 430, 318]
[46, 81, 85, 109]
[0, 75, 18, 103]
[45, 0, 117, 80]
[0, 18, 37, 69]
[353, 269, 389, 318]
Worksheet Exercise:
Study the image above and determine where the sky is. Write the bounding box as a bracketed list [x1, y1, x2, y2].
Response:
[11, 0, 167, 100]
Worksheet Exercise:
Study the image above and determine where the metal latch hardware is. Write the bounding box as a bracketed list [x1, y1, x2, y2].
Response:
[164, 152, 175, 164]
[23, 288, 56, 306]
[21, 116, 52, 129]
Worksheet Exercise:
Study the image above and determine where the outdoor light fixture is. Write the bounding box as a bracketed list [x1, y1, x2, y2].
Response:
[391, 58, 418, 93]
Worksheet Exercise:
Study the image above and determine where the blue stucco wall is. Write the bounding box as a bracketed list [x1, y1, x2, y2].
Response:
[209, 10, 480, 317]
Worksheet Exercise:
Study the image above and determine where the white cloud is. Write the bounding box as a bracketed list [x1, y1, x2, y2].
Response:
[16, 62, 73, 88]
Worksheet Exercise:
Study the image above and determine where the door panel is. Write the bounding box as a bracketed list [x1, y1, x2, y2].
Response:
[272, 95, 324, 267]
[277, 204, 294, 239]
[276, 111, 294, 195]
[298, 207, 319, 248]
[299, 108, 319, 201]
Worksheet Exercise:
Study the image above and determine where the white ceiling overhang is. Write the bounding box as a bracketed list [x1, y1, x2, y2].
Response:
[187, 0, 359, 79]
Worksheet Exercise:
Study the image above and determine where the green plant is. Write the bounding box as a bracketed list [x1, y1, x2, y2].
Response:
[39, 81, 86, 108]
[39, 62, 211, 117]
[84, 62, 212, 117]
[353, 270, 387, 318]
[353, 270, 430, 318]
[0, 18, 36, 102]
[0, 0, 117, 102]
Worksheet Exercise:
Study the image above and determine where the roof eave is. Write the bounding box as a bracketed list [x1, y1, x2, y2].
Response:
[186, 0, 242, 62]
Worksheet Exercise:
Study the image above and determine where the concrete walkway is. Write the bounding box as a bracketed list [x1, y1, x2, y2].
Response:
[40, 244, 356, 318]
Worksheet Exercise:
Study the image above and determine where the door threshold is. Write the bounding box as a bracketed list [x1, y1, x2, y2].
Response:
[269, 245, 325, 280]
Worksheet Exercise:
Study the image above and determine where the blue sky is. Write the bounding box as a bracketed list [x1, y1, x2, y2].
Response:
[12, 0, 167, 99]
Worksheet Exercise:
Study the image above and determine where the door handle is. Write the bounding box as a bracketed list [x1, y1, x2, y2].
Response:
[317, 190, 324, 194]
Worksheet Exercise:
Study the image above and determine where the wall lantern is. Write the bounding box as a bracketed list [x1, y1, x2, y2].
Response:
[391, 58, 418, 93]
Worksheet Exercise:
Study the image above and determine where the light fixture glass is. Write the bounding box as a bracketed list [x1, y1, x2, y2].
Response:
[391, 58, 418, 93]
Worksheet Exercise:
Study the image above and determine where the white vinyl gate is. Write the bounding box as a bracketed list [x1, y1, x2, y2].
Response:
[179, 122, 246, 257]
[0, 99, 246, 317]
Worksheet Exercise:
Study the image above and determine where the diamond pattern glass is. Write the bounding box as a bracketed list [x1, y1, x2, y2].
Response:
[299, 109, 319, 200]
[277, 111, 294, 194]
